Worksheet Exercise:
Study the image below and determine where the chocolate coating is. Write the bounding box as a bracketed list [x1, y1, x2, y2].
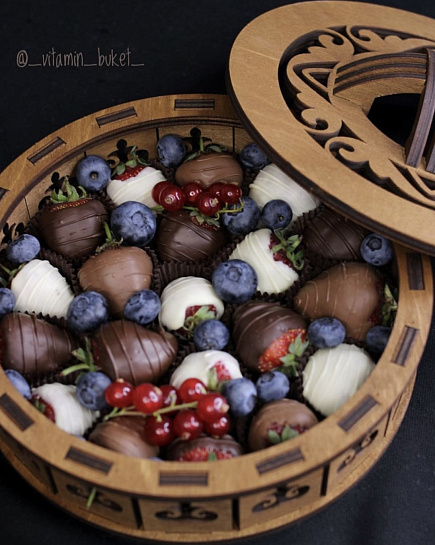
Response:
[78, 246, 153, 317]
[293, 262, 381, 341]
[38, 199, 109, 259]
[248, 399, 318, 451]
[93, 321, 178, 385]
[175, 153, 243, 189]
[233, 301, 307, 373]
[166, 434, 243, 461]
[89, 416, 158, 458]
[0, 312, 77, 378]
[303, 208, 368, 260]
[155, 210, 228, 262]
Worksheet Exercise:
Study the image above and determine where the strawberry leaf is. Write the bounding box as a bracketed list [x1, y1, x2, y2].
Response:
[267, 430, 282, 445]
[281, 425, 299, 441]
[207, 451, 218, 461]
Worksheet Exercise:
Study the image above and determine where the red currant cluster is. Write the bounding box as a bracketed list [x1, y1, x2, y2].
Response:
[104, 377, 231, 447]
[152, 180, 242, 215]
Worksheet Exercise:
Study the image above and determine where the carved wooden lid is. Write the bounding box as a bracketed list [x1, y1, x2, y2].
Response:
[228, 1, 435, 254]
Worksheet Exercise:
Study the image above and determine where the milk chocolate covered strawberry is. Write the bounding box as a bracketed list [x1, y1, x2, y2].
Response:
[293, 262, 384, 341]
[37, 179, 109, 260]
[0, 312, 77, 379]
[175, 129, 242, 189]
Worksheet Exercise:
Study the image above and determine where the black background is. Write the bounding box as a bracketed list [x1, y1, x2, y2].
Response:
[0, 1, 434, 544]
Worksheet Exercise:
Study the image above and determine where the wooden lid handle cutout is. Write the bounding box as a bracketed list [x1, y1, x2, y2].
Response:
[406, 48, 435, 172]
[228, 3, 435, 254]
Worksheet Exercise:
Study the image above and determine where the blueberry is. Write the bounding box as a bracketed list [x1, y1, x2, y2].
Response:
[308, 317, 346, 348]
[67, 291, 109, 333]
[222, 377, 257, 417]
[256, 370, 290, 403]
[365, 325, 392, 359]
[157, 134, 187, 168]
[6, 234, 40, 265]
[4, 369, 31, 399]
[221, 196, 261, 235]
[0, 288, 15, 317]
[261, 199, 293, 230]
[360, 233, 393, 266]
[239, 143, 269, 170]
[193, 319, 230, 351]
[110, 201, 157, 246]
[75, 371, 112, 410]
[76, 155, 111, 192]
[124, 289, 161, 326]
[212, 259, 258, 304]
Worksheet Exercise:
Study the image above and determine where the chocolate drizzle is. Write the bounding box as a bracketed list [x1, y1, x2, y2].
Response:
[175, 154, 243, 188]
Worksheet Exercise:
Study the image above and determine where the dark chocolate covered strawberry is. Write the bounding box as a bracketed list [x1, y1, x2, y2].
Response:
[37, 179, 109, 260]
[248, 399, 318, 452]
[174, 129, 242, 190]
[0, 312, 78, 379]
[91, 320, 178, 386]
[154, 209, 229, 263]
[166, 434, 243, 461]
[233, 301, 308, 375]
[293, 262, 390, 341]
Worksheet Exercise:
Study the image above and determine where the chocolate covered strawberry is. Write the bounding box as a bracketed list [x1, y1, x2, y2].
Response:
[0, 312, 77, 379]
[37, 179, 109, 260]
[166, 435, 243, 461]
[229, 228, 304, 294]
[248, 399, 318, 451]
[174, 129, 243, 190]
[91, 320, 178, 386]
[293, 262, 393, 341]
[31, 382, 98, 435]
[10, 259, 74, 319]
[233, 301, 308, 375]
[106, 144, 166, 207]
[77, 227, 154, 317]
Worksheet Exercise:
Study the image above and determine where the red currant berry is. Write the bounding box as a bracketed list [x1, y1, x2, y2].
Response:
[152, 181, 172, 205]
[182, 182, 203, 205]
[204, 414, 231, 437]
[209, 182, 225, 201]
[197, 193, 221, 216]
[104, 379, 134, 408]
[160, 384, 181, 411]
[160, 185, 186, 212]
[144, 415, 175, 447]
[219, 184, 242, 205]
[178, 378, 207, 403]
[173, 409, 204, 440]
[196, 393, 229, 424]
[132, 383, 164, 414]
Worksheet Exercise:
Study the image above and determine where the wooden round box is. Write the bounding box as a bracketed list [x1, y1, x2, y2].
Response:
[0, 92, 432, 542]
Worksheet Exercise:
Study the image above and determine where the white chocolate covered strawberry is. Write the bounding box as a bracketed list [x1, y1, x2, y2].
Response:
[31, 383, 98, 435]
[11, 259, 74, 319]
[170, 350, 243, 390]
[229, 228, 303, 294]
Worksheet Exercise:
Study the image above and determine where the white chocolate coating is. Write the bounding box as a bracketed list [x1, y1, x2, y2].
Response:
[32, 383, 98, 436]
[106, 166, 166, 207]
[302, 344, 375, 416]
[229, 228, 299, 294]
[159, 276, 225, 331]
[11, 259, 74, 319]
[249, 163, 321, 218]
[170, 350, 243, 389]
